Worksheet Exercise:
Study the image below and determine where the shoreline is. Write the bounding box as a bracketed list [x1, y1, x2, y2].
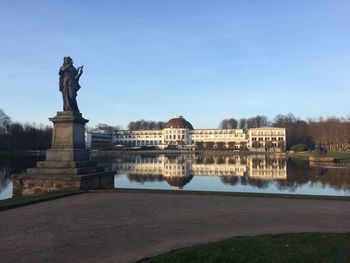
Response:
[0, 150, 46, 156]
[1, 188, 349, 211]
[93, 188, 350, 201]
[91, 149, 287, 159]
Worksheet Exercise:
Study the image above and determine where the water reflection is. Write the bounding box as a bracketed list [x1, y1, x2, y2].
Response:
[113, 154, 350, 195]
[113, 155, 286, 190]
[0, 165, 12, 200]
[281, 161, 350, 193]
[1, 153, 350, 200]
[0, 154, 45, 200]
[113, 155, 285, 177]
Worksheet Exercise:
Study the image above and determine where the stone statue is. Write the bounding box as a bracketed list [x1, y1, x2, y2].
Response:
[59, 57, 83, 112]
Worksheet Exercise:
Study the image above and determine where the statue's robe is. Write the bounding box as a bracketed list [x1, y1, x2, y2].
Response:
[59, 64, 80, 112]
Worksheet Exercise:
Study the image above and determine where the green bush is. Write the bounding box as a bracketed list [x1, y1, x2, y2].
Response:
[290, 144, 307, 152]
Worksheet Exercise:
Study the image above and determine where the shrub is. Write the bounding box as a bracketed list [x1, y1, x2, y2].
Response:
[290, 143, 307, 152]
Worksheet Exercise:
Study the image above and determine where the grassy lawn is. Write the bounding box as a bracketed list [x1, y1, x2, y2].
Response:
[139, 233, 350, 263]
[326, 152, 350, 160]
[0, 190, 85, 211]
[288, 151, 350, 161]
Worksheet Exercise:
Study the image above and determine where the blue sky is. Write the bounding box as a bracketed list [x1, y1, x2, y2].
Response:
[1, 0, 350, 128]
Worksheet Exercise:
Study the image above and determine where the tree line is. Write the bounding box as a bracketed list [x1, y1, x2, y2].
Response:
[219, 115, 269, 129]
[90, 123, 121, 133]
[2, 106, 350, 152]
[0, 109, 52, 151]
[127, 120, 166, 130]
[220, 113, 350, 151]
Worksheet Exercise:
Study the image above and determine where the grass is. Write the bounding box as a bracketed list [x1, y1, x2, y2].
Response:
[139, 233, 350, 263]
[0, 190, 85, 211]
[288, 151, 350, 161]
[326, 152, 350, 160]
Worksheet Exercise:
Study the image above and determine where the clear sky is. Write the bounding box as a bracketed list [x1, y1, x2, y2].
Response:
[1, 0, 350, 129]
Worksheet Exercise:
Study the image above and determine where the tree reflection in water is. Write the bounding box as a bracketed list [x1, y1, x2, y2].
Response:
[113, 154, 350, 194]
[127, 174, 165, 184]
[276, 161, 350, 192]
[0, 153, 45, 199]
[220, 176, 269, 189]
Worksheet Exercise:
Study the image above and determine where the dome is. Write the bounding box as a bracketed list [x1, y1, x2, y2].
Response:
[165, 116, 194, 130]
[166, 175, 193, 189]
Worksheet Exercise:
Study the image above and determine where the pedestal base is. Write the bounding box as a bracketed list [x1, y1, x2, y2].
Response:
[49, 111, 88, 149]
[12, 111, 115, 197]
[46, 149, 90, 161]
[13, 172, 115, 196]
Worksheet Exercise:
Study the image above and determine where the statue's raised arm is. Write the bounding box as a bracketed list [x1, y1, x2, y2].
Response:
[59, 57, 82, 112]
[75, 65, 83, 81]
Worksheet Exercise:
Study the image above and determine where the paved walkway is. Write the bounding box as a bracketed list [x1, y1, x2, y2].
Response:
[1, 192, 350, 263]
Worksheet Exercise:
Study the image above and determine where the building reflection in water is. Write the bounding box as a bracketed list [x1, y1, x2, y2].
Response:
[1, 154, 350, 199]
[113, 155, 287, 189]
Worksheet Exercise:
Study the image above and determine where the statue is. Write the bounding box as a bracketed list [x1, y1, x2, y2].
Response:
[59, 57, 83, 112]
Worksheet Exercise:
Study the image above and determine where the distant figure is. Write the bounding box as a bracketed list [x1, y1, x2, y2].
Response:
[59, 57, 83, 112]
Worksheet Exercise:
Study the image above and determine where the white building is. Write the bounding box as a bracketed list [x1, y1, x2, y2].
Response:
[114, 130, 163, 148]
[87, 116, 286, 151]
[248, 127, 286, 152]
[191, 128, 247, 149]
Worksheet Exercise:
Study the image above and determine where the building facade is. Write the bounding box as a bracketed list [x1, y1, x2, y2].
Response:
[87, 116, 286, 151]
[86, 130, 113, 149]
[248, 127, 286, 151]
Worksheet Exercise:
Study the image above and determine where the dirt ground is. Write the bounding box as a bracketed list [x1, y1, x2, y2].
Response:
[1, 192, 350, 263]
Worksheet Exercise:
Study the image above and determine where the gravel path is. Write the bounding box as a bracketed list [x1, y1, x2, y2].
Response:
[1, 192, 350, 263]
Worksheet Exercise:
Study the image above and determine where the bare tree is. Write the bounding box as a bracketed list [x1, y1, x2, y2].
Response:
[219, 118, 238, 129]
[272, 113, 313, 150]
[0, 109, 11, 134]
[128, 120, 166, 130]
[246, 115, 269, 128]
[239, 118, 247, 129]
[95, 123, 121, 133]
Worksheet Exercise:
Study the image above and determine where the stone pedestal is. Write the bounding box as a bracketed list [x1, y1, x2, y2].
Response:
[13, 111, 114, 196]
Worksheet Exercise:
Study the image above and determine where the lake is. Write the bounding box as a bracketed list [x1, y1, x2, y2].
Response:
[1, 153, 350, 200]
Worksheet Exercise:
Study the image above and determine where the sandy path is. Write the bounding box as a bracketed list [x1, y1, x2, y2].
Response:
[1, 192, 350, 263]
